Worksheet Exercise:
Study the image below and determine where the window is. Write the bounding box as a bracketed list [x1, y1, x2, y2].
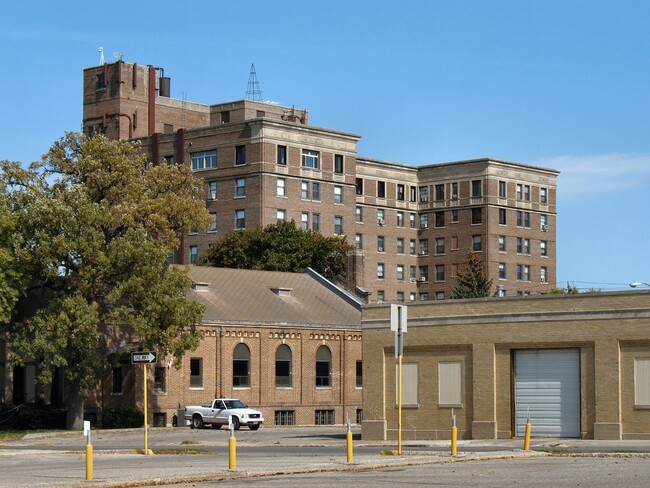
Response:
[277, 145, 287, 165]
[189, 245, 198, 264]
[356, 361, 363, 388]
[356, 178, 363, 195]
[540, 187, 548, 204]
[396, 238, 405, 254]
[190, 358, 202, 388]
[410, 265, 417, 281]
[312, 213, 320, 232]
[438, 361, 462, 407]
[451, 209, 459, 223]
[301, 149, 319, 169]
[397, 184, 405, 201]
[164, 154, 175, 165]
[516, 210, 531, 228]
[516, 183, 523, 200]
[472, 235, 483, 252]
[96, 72, 106, 90]
[334, 216, 343, 235]
[399, 363, 418, 407]
[420, 213, 429, 228]
[377, 181, 386, 199]
[315, 410, 334, 425]
[435, 237, 445, 254]
[541, 240, 547, 256]
[235, 209, 245, 229]
[356, 206, 363, 223]
[276, 209, 286, 223]
[275, 410, 295, 425]
[435, 211, 445, 228]
[377, 236, 385, 252]
[419, 265, 428, 282]
[316, 346, 331, 387]
[277, 178, 286, 196]
[397, 264, 405, 281]
[334, 185, 343, 204]
[154, 367, 166, 393]
[301, 181, 309, 200]
[355, 233, 363, 250]
[409, 213, 416, 228]
[524, 238, 530, 254]
[377, 263, 385, 279]
[275, 345, 292, 387]
[499, 208, 506, 225]
[435, 264, 445, 281]
[208, 212, 217, 232]
[541, 266, 548, 283]
[499, 262, 506, 279]
[377, 290, 385, 302]
[634, 358, 650, 407]
[410, 186, 417, 202]
[435, 184, 444, 201]
[377, 209, 385, 224]
[540, 214, 548, 227]
[499, 181, 506, 198]
[396, 291, 405, 303]
[517, 264, 530, 281]
[419, 186, 429, 202]
[471, 208, 482, 225]
[420, 292, 429, 301]
[499, 235, 506, 252]
[524, 185, 531, 201]
[301, 212, 309, 231]
[235, 145, 246, 165]
[334, 154, 344, 174]
[407, 239, 415, 255]
[397, 211, 404, 227]
[312, 182, 320, 201]
[191, 150, 217, 170]
[207, 181, 217, 200]
[235, 178, 246, 197]
[419, 239, 428, 255]
[233, 344, 250, 387]
[471, 180, 482, 197]
[112, 367, 122, 394]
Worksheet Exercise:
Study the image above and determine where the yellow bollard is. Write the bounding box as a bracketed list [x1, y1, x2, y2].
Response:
[523, 422, 532, 450]
[451, 426, 457, 456]
[85, 443, 93, 481]
[229, 434, 236, 470]
[346, 419, 354, 463]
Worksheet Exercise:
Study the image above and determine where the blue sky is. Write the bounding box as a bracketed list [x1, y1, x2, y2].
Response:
[2, 0, 649, 291]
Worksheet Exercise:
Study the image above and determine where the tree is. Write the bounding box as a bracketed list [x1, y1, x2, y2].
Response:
[0, 180, 25, 326]
[198, 221, 353, 280]
[0, 133, 211, 429]
[451, 252, 493, 299]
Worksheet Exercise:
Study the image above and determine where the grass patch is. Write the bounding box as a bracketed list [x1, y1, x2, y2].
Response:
[180, 440, 199, 445]
[0, 430, 64, 443]
[153, 448, 212, 455]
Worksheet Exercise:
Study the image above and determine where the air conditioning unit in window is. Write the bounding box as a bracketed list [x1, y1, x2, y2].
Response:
[378, 246, 384, 252]
[419, 251, 427, 255]
[410, 278, 417, 283]
[419, 276, 427, 282]
[208, 192, 217, 200]
[420, 196, 429, 202]
[541, 224, 549, 231]
[377, 218, 385, 226]
[420, 223, 428, 229]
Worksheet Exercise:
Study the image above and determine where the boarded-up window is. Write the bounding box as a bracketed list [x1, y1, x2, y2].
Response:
[396, 363, 418, 407]
[635, 358, 650, 407]
[438, 361, 463, 407]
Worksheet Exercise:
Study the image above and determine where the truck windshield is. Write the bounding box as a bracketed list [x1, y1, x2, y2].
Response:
[224, 400, 247, 409]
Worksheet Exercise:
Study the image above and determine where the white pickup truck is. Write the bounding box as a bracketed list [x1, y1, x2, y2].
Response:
[184, 398, 264, 430]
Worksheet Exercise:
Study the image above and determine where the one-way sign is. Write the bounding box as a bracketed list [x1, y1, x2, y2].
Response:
[131, 351, 157, 364]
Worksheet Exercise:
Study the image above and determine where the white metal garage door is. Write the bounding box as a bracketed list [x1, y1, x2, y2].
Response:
[514, 349, 580, 437]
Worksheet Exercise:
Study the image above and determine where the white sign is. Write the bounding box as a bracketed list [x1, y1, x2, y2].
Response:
[390, 304, 407, 332]
[83, 420, 90, 436]
[131, 351, 157, 364]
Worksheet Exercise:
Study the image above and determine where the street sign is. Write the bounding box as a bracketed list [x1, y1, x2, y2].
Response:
[390, 304, 407, 332]
[131, 351, 157, 364]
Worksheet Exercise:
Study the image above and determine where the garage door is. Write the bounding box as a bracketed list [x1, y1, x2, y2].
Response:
[514, 349, 580, 437]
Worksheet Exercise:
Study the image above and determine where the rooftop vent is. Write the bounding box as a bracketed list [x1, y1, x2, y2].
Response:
[192, 282, 210, 292]
[271, 287, 293, 297]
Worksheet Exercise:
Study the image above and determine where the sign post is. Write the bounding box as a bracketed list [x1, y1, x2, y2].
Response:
[131, 351, 157, 455]
[390, 304, 407, 455]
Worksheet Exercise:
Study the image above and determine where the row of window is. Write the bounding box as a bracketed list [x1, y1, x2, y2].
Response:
[499, 263, 550, 283]
[275, 409, 363, 426]
[377, 290, 443, 302]
[191, 146, 246, 170]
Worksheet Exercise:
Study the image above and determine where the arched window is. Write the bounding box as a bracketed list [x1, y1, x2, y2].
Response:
[275, 345, 292, 387]
[233, 343, 250, 387]
[316, 345, 331, 387]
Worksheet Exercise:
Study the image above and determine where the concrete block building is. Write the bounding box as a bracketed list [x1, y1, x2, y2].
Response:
[361, 290, 650, 440]
[82, 60, 559, 302]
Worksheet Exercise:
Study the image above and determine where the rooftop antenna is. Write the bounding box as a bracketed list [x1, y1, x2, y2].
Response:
[245, 63, 262, 101]
[98, 46, 105, 65]
[113, 51, 124, 61]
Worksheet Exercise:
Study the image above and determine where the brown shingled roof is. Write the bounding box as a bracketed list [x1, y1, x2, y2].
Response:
[181, 266, 361, 328]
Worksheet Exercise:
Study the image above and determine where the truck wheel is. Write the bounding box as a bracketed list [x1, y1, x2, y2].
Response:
[212, 424, 222, 429]
[192, 416, 204, 429]
[249, 424, 260, 431]
[232, 417, 241, 431]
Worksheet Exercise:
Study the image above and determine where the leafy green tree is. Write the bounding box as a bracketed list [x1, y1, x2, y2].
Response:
[451, 252, 494, 299]
[0, 180, 25, 326]
[198, 221, 353, 280]
[0, 133, 211, 429]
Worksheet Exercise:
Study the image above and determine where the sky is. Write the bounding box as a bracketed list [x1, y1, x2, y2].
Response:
[1, 0, 649, 291]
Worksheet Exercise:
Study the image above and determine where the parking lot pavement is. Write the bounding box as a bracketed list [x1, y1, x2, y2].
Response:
[1, 427, 650, 488]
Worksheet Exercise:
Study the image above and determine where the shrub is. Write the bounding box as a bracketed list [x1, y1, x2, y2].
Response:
[0, 404, 66, 430]
[101, 407, 144, 429]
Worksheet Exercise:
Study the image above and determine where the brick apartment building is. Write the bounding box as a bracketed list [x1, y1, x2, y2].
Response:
[82, 60, 559, 302]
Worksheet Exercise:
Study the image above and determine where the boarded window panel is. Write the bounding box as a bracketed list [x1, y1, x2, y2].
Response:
[635, 358, 650, 407]
[396, 363, 418, 407]
[439, 361, 462, 406]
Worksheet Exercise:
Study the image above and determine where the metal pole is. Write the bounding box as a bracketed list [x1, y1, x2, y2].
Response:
[346, 417, 353, 463]
[85, 430, 93, 480]
[523, 408, 532, 451]
[398, 349, 403, 455]
[451, 409, 457, 456]
[229, 417, 237, 470]
[144, 364, 149, 455]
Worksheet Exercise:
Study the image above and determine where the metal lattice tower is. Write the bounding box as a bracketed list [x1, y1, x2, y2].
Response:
[245, 63, 262, 101]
